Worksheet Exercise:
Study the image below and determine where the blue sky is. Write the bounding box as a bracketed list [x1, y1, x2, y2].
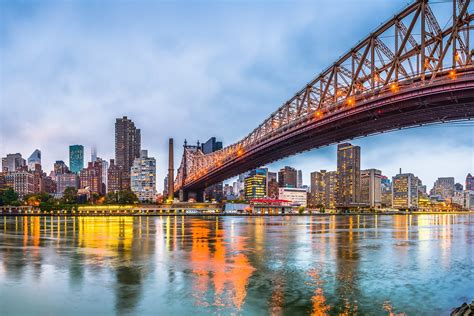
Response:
[0, 0, 472, 191]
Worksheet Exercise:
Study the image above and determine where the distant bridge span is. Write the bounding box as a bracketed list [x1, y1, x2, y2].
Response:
[174, 0, 474, 198]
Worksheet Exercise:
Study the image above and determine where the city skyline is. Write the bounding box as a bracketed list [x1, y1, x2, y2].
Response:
[1, 0, 473, 192]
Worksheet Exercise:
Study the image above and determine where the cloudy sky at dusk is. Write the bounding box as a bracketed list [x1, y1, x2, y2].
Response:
[1, 0, 472, 191]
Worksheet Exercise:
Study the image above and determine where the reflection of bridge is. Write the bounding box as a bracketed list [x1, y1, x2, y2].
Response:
[174, 0, 474, 200]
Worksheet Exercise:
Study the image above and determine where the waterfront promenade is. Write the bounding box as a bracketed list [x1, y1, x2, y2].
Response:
[1, 204, 471, 216]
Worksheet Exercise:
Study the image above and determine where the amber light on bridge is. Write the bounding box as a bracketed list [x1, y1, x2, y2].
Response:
[315, 111, 323, 118]
[449, 70, 457, 80]
[346, 97, 355, 106]
[390, 83, 399, 93]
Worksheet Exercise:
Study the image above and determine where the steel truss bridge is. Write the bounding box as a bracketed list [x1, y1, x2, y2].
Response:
[174, 0, 474, 199]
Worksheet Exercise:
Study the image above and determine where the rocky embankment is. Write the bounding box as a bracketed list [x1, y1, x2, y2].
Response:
[451, 301, 474, 316]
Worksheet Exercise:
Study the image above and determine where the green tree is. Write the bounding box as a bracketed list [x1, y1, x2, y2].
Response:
[62, 187, 78, 204]
[118, 190, 139, 204]
[0, 188, 19, 206]
[104, 190, 138, 205]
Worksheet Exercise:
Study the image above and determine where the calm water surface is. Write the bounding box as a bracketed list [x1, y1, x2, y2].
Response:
[0, 215, 473, 315]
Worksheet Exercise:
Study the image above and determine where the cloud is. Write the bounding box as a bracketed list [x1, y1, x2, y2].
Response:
[1, 0, 472, 192]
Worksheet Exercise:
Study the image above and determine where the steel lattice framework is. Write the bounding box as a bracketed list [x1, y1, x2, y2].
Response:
[175, 0, 474, 194]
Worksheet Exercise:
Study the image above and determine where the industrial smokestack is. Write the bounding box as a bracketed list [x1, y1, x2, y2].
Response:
[168, 138, 174, 202]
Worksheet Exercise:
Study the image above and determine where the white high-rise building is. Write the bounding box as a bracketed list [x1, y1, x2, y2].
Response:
[131, 150, 156, 202]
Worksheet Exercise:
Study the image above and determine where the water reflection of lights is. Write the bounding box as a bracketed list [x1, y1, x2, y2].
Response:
[308, 269, 330, 316]
[189, 219, 255, 311]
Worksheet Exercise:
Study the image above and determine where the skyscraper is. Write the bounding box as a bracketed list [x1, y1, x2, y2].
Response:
[69, 145, 84, 174]
[244, 168, 267, 200]
[130, 150, 156, 202]
[2, 153, 26, 172]
[360, 169, 382, 208]
[310, 170, 337, 209]
[430, 177, 455, 200]
[115, 116, 141, 190]
[91, 146, 97, 162]
[392, 171, 418, 210]
[107, 159, 122, 193]
[297, 170, 303, 188]
[27, 149, 41, 171]
[79, 161, 104, 195]
[53, 160, 69, 175]
[465, 173, 474, 191]
[278, 166, 297, 188]
[336, 143, 361, 206]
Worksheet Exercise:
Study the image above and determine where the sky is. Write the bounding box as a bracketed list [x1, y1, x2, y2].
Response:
[0, 0, 473, 192]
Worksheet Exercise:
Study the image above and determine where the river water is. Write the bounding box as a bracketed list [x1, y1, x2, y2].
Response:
[0, 214, 472, 315]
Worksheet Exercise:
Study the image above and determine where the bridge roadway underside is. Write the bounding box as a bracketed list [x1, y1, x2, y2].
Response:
[179, 74, 474, 195]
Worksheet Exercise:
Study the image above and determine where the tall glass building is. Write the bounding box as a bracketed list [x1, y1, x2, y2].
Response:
[69, 145, 84, 174]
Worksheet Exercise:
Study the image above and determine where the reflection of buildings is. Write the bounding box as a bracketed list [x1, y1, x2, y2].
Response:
[333, 216, 361, 315]
[0, 216, 155, 315]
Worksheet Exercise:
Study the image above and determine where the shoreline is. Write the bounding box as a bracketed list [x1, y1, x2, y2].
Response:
[0, 211, 472, 217]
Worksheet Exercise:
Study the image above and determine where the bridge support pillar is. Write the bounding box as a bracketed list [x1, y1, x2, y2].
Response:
[179, 189, 204, 202]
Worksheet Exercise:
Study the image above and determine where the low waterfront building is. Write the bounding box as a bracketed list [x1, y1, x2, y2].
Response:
[278, 187, 307, 206]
